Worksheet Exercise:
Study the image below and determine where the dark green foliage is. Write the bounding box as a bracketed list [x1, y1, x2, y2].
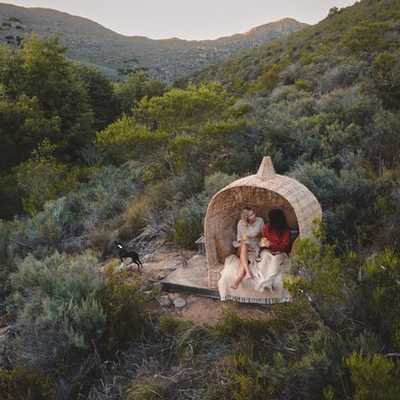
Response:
[79, 63, 122, 131]
[0, 34, 128, 218]
[96, 260, 151, 356]
[114, 240, 398, 400]
[0, 94, 60, 175]
[0, 365, 54, 399]
[98, 82, 250, 177]
[289, 155, 399, 252]
[14, 139, 81, 216]
[114, 71, 170, 116]
[0, 221, 16, 306]
[288, 230, 399, 344]
[173, 219, 202, 249]
[1, 34, 94, 158]
[345, 351, 399, 400]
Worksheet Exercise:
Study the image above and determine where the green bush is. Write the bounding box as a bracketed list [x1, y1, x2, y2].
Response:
[0, 365, 54, 399]
[9, 251, 106, 369]
[96, 260, 151, 355]
[171, 172, 239, 248]
[173, 218, 201, 249]
[0, 220, 17, 303]
[14, 139, 81, 216]
[345, 351, 399, 400]
[10, 197, 74, 260]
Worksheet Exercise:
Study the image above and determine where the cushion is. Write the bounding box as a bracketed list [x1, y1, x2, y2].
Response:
[214, 230, 236, 264]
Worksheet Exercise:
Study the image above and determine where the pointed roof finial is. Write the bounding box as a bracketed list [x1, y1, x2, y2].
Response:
[257, 156, 276, 180]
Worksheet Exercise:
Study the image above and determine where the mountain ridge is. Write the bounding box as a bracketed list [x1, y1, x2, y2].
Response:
[0, 2, 307, 80]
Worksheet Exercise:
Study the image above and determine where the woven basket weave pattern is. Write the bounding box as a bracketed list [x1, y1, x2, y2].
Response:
[204, 156, 322, 288]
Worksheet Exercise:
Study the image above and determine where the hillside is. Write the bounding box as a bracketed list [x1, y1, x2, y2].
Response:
[184, 0, 400, 91]
[0, 2, 306, 80]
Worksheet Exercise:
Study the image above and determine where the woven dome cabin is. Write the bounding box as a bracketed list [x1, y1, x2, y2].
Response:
[205, 156, 322, 288]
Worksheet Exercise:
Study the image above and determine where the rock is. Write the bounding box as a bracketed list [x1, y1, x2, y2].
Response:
[173, 298, 186, 308]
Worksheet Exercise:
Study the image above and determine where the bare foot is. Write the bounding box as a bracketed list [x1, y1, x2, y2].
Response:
[244, 273, 252, 280]
[230, 284, 238, 290]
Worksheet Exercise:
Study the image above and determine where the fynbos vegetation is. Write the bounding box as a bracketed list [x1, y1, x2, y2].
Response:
[0, 0, 398, 398]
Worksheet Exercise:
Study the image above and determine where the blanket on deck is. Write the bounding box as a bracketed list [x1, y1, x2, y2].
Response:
[218, 249, 292, 304]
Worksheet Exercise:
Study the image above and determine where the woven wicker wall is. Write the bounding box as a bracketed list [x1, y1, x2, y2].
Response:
[205, 156, 322, 288]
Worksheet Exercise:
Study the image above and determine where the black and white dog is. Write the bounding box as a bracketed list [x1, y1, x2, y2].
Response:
[115, 241, 143, 269]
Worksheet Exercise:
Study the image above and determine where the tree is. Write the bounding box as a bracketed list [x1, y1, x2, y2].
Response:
[0, 95, 60, 173]
[97, 83, 248, 177]
[14, 139, 80, 215]
[0, 34, 94, 159]
[79, 64, 121, 131]
[114, 71, 169, 115]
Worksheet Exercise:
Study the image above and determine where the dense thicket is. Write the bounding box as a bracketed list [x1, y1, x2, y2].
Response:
[0, 35, 167, 218]
[0, 0, 399, 398]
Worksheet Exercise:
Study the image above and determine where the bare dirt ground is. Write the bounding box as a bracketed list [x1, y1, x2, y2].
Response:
[135, 249, 274, 325]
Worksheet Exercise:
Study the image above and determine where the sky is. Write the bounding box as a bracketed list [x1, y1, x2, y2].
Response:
[3, 1, 358, 40]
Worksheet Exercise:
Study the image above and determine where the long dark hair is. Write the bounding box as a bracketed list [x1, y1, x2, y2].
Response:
[268, 209, 288, 234]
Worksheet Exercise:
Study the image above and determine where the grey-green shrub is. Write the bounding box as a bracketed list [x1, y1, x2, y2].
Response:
[9, 251, 106, 369]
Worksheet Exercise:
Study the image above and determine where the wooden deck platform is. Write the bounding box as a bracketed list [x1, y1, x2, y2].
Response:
[161, 254, 219, 298]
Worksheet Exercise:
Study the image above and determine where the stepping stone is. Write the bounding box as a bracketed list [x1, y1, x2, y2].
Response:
[173, 298, 186, 308]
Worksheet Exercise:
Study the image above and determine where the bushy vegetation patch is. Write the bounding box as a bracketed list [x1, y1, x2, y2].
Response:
[0, 0, 398, 397]
[0, 365, 54, 400]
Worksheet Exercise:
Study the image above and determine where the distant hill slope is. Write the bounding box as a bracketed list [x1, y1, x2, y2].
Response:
[183, 0, 400, 91]
[0, 2, 307, 81]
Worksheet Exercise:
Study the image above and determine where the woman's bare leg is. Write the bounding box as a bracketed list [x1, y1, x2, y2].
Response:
[239, 243, 252, 280]
[230, 244, 252, 289]
[230, 264, 245, 289]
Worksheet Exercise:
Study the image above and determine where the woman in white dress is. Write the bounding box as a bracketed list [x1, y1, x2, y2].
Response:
[230, 206, 264, 289]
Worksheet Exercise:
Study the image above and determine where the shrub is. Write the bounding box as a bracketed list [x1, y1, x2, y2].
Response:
[171, 172, 239, 248]
[0, 365, 54, 399]
[96, 260, 152, 356]
[345, 351, 399, 400]
[173, 218, 202, 249]
[10, 197, 74, 260]
[9, 251, 106, 369]
[7, 162, 142, 261]
[318, 61, 361, 93]
[14, 139, 80, 216]
[0, 220, 17, 302]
